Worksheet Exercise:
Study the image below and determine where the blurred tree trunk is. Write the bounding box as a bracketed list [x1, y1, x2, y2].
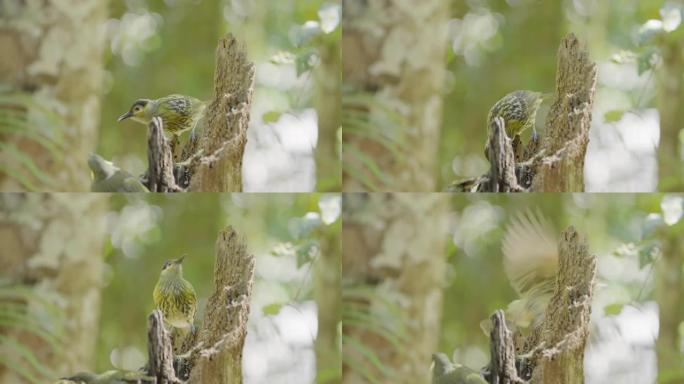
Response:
[0, 194, 109, 380]
[342, 0, 449, 191]
[342, 194, 449, 383]
[0, 0, 109, 191]
[656, 37, 684, 191]
[315, 216, 342, 383]
[656, 221, 684, 382]
[314, 28, 342, 191]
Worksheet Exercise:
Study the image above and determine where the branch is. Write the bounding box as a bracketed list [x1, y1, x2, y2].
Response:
[487, 310, 525, 384]
[144, 117, 182, 192]
[485, 117, 523, 192]
[180, 34, 256, 192]
[449, 33, 597, 193]
[147, 310, 181, 383]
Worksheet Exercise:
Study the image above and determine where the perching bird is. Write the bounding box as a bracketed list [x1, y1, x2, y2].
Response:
[480, 210, 558, 337]
[117, 94, 206, 138]
[60, 370, 150, 383]
[153, 255, 197, 332]
[431, 353, 488, 384]
[88, 154, 148, 193]
[487, 90, 549, 141]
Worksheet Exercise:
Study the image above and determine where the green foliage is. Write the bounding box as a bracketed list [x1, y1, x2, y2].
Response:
[342, 92, 412, 191]
[0, 92, 68, 191]
[0, 283, 66, 383]
[342, 284, 412, 383]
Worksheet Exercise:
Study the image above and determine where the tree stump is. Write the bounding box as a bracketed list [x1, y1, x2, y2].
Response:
[448, 33, 597, 193]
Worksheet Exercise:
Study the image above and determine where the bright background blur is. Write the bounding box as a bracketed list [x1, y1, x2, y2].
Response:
[99, 0, 340, 192]
[98, 193, 340, 383]
[441, 0, 679, 191]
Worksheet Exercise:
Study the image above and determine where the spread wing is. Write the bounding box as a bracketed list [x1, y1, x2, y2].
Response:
[502, 209, 558, 297]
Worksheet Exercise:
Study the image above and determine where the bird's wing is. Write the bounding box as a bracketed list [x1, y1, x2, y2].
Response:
[122, 174, 149, 192]
[502, 209, 558, 297]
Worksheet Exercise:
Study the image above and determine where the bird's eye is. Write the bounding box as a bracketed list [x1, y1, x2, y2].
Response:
[134, 106, 141, 112]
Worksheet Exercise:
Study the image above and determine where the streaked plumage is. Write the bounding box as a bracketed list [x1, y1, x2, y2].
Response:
[487, 90, 546, 138]
[431, 353, 487, 384]
[153, 255, 197, 330]
[118, 94, 206, 136]
[88, 154, 148, 193]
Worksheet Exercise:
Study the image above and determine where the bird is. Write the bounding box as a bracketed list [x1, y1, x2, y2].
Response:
[59, 370, 151, 383]
[431, 353, 488, 384]
[117, 94, 206, 138]
[88, 154, 148, 192]
[480, 210, 558, 337]
[153, 255, 197, 333]
[487, 90, 549, 141]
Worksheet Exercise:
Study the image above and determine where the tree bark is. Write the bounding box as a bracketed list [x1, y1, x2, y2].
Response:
[314, 28, 342, 192]
[146, 117, 181, 192]
[656, 36, 684, 191]
[145, 226, 255, 384]
[342, 0, 449, 191]
[342, 194, 449, 383]
[315, 217, 342, 383]
[0, 0, 109, 191]
[655, 222, 684, 382]
[0, 194, 109, 380]
[449, 33, 597, 193]
[177, 34, 255, 192]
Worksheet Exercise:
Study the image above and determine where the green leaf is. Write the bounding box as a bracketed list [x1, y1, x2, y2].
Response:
[262, 302, 284, 316]
[295, 50, 318, 77]
[262, 111, 282, 123]
[638, 243, 659, 268]
[604, 302, 625, 316]
[296, 239, 320, 267]
[637, 48, 658, 75]
[604, 110, 626, 123]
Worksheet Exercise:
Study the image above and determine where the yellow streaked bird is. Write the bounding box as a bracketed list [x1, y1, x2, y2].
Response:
[153, 255, 197, 332]
[118, 94, 206, 139]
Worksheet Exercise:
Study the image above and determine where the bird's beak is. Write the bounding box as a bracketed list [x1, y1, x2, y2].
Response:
[117, 111, 132, 122]
[176, 255, 186, 264]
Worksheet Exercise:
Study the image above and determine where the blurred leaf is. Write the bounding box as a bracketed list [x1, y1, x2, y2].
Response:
[637, 48, 658, 75]
[270, 51, 296, 65]
[344, 335, 396, 381]
[263, 302, 284, 316]
[611, 50, 637, 64]
[296, 50, 318, 77]
[290, 20, 322, 47]
[660, 4, 683, 32]
[638, 243, 659, 268]
[318, 3, 341, 33]
[289, 212, 322, 240]
[318, 194, 341, 225]
[262, 111, 283, 123]
[296, 239, 320, 267]
[642, 213, 663, 238]
[604, 302, 625, 316]
[660, 195, 684, 225]
[637, 19, 663, 45]
[604, 109, 626, 123]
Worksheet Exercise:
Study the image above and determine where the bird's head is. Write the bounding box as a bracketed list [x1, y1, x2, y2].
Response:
[118, 99, 152, 125]
[431, 352, 453, 377]
[87, 153, 116, 180]
[160, 254, 186, 278]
